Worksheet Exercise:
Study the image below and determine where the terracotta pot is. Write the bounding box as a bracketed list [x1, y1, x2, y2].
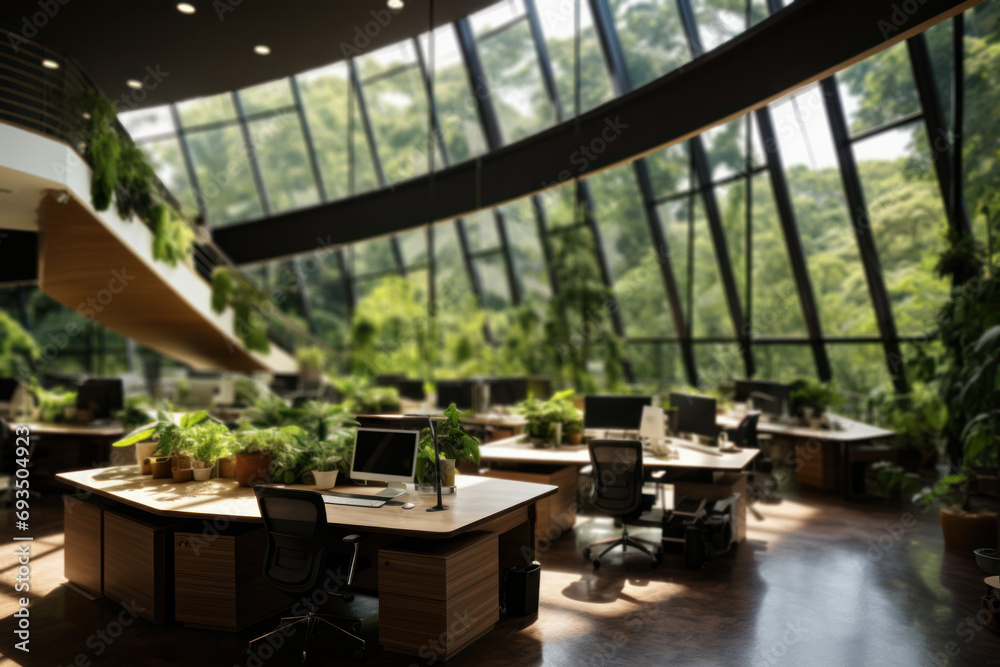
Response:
[172, 468, 193, 483]
[235, 452, 272, 488]
[219, 457, 236, 478]
[150, 457, 172, 479]
[567, 432, 582, 446]
[940, 506, 999, 552]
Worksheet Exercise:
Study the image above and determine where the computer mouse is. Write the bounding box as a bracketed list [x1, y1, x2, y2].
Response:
[402, 502, 416, 510]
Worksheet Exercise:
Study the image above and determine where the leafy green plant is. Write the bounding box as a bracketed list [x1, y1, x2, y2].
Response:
[870, 380, 947, 457]
[335, 376, 401, 414]
[85, 93, 121, 212]
[114, 138, 155, 222]
[211, 266, 271, 353]
[182, 421, 235, 464]
[151, 204, 195, 267]
[234, 426, 307, 483]
[869, 460, 922, 500]
[112, 405, 223, 458]
[516, 389, 580, 443]
[243, 393, 298, 429]
[788, 378, 840, 417]
[296, 346, 327, 372]
[35, 388, 77, 424]
[0, 312, 40, 377]
[114, 395, 155, 431]
[416, 404, 481, 484]
[298, 401, 357, 444]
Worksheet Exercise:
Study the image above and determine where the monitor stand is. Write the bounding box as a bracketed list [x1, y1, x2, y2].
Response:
[375, 483, 407, 499]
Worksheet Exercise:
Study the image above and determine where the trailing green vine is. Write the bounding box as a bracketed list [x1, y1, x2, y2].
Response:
[211, 266, 271, 353]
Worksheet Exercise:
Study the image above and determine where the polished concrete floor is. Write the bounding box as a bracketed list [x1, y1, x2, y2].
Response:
[0, 487, 997, 666]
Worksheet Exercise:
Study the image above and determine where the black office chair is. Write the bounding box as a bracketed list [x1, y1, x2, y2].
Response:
[727, 413, 780, 512]
[583, 440, 662, 568]
[248, 486, 368, 663]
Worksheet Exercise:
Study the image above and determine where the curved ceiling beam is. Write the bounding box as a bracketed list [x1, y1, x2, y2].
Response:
[214, 0, 980, 265]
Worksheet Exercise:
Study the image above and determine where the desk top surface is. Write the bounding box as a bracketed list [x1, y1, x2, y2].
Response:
[715, 413, 893, 442]
[480, 436, 758, 471]
[57, 467, 555, 539]
[19, 422, 124, 437]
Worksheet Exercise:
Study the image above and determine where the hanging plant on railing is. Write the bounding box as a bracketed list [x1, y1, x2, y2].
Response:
[114, 138, 155, 222]
[211, 266, 271, 353]
[151, 204, 195, 267]
[86, 94, 121, 212]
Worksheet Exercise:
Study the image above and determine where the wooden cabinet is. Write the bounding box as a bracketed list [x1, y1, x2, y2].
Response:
[103, 511, 175, 624]
[379, 532, 499, 661]
[63, 496, 103, 597]
[174, 527, 289, 631]
[483, 465, 577, 542]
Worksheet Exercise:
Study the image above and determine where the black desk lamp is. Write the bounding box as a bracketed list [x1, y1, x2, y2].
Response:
[424, 414, 449, 512]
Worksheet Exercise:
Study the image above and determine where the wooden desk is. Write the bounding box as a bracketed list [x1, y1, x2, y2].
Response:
[717, 413, 894, 499]
[460, 413, 528, 442]
[15, 422, 125, 486]
[57, 468, 555, 658]
[479, 436, 758, 542]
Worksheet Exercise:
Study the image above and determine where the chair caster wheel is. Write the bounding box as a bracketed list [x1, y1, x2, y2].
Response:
[354, 650, 364, 660]
[583, 548, 591, 560]
[593, 559, 601, 569]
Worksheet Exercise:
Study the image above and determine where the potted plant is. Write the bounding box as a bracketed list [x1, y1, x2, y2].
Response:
[416, 404, 481, 493]
[185, 421, 235, 478]
[113, 405, 226, 472]
[517, 390, 577, 448]
[299, 401, 357, 488]
[296, 345, 327, 384]
[233, 426, 297, 487]
[788, 378, 839, 426]
[870, 380, 946, 471]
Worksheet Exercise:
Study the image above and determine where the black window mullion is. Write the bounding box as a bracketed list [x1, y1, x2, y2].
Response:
[231, 90, 272, 216]
[822, 76, 909, 394]
[169, 104, 207, 220]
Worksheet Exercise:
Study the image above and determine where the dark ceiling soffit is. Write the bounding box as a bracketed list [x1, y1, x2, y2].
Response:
[214, 0, 979, 265]
[0, 230, 39, 283]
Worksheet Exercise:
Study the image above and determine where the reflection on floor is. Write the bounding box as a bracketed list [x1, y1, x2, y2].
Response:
[0, 489, 997, 666]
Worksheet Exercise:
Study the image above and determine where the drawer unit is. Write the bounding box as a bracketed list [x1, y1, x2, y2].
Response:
[63, 495, 104, 597]
[103, 510, 175, 624]
[379, 532, 499, 660]
[174, 527, 289, 631]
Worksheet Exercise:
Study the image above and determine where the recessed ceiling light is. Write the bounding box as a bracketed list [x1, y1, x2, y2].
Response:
[176, 2, 196, 14]
[387, 0, 404, 9]
[42, 59, 60, 70]
[253, 44, 271, 56]
[126, 79, 143, 89]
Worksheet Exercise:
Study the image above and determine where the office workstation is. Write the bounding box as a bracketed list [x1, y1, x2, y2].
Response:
[2, 0, 999, 664]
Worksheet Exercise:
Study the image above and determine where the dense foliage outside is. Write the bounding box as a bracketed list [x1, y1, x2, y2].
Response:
[2, 0, 997, 410]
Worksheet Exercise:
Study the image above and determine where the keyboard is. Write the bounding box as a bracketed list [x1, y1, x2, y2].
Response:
[322, 495, 387, 508]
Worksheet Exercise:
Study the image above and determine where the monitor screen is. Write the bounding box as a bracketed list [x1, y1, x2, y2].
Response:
[487, 378, 528, 407]
[583, 395, 653, 431]
[350, 428, 420, 484]
[527, 376, 552, 400]
[396, 380, 425, 401]
[669, 392, 718, 439]
[0, 378, 19, 402]
[734, 380, 789, 416]
[436, 381, 475, 410]
[77, 378, 124, 420]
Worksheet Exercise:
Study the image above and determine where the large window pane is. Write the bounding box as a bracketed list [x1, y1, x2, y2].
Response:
[138, 137, 199, 216]
[238, 79, 294, 116]
[298, 63, 380, 199]
[476, 20, 556, 143]
[501, 198, 551, 300]
[837, 42, 921, 138]
[853, 124, 950, 335]
[185, 125, 262, 226]
[247, 112, 320, 213]
[769, 85, 879, 336]
[119, 106, 175, 140]
[176, 93, 236, 127]
[611, 0, 690, 89]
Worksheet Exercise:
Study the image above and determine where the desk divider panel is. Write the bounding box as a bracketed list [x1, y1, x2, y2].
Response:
[63, 495, 105, 597]
[103, 509, 178, 624]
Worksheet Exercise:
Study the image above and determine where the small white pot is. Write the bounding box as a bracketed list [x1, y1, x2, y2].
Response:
[192, 467, 213, 481]
[312, 470, 339, 489]
[135, 441, 158, 468]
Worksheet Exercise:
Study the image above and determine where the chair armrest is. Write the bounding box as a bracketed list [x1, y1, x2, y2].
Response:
[342, 533, 363, 544]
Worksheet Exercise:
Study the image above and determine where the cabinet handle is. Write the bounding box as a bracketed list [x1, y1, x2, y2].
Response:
[177, 541, 188, 547]
[384, 560, 390, 566]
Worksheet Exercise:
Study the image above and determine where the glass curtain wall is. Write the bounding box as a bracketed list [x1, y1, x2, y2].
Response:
[107, 0, 1000, 397]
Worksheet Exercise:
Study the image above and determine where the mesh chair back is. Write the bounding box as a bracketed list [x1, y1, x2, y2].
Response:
[588, 440, 644, 517]
[732, 413, 760, 449]
[254, 486, 328, 594]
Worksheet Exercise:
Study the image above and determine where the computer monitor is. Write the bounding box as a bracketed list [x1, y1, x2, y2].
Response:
[583, 395, 653, 431]
[487, 378, 528, 407]
[527, 376, 552, 400]
[0, 378, 19, 402]
[76, 378, 124, 421]
[436, 380, 475, 410]
[350, 427, 420, 489]
[669, 392, 718, 439]
[396, 380, 425, 401]
[733, 380, 789, 416]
